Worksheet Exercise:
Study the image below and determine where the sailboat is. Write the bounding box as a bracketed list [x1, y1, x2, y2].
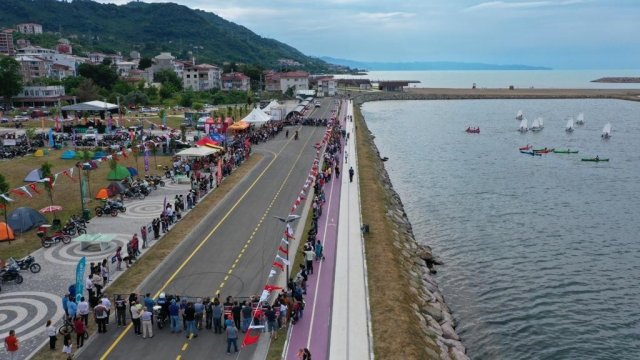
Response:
[576, 113, 585, 125]
[516, 110, 524, 121]
[601, 123, 612, 139]
[531, 117, 544, 132]
[566, 118, 574, 132]
[518, 118, 528, 133]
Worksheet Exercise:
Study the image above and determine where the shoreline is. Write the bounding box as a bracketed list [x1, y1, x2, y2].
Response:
[350, 87, 640, 103]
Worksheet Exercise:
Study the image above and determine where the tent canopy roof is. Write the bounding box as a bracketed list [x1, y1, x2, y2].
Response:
[61, 100, 118, 112]
[176, 147, 219, 157]
[242, 108, 271, 124]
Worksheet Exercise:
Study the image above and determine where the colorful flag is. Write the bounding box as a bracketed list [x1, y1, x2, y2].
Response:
[241, 332, 260, 348]
[272, 262, 284, 271]
[278, 246, 288, 255]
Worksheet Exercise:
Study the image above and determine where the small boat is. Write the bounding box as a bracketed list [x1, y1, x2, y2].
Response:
[533, 147, 554, 154]
[380, 156, 389, 162]
[565, 118, 574, 132]
[576, 113, 585, 125]
[466, 127, 480, 134]
[518, 118, 528, 133]
[530, 117, 544, 132]
[520, 150, 542, 156]
[581, 157, 609, 162]
[516, 110, 524, 121]
[553, 149, 579, 154]
[519, 144, 532, 151]
[601, 123, 612, 139]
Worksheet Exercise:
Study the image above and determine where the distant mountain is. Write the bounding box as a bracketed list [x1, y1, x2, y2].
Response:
[0, 0, 331, 72]
[320, 57, 551, 71]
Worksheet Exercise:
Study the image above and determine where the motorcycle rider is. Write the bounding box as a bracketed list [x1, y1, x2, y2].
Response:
[156, 293, 169, 327]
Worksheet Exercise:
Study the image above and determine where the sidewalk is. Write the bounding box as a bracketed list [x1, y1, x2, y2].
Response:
[330, 99, 373, 360]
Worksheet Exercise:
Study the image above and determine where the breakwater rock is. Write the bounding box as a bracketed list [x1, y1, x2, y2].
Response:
[359, 109, 469, 360]
[592, 77, 640, 83]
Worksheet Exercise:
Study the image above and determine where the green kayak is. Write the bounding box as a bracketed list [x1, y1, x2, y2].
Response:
[553, 150, 579, 154]
[581, 158, 609, 162]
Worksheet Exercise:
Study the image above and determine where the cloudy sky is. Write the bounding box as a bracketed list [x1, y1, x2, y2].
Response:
[94, 0, 639, 69]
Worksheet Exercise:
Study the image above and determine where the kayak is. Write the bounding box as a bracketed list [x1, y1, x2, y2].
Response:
[582, 158, 609, 162]
[520, 151, 542, 156]
[519, 145, 532, 151]
[553, 150, 579, 154]
[533, 148, 554, 153]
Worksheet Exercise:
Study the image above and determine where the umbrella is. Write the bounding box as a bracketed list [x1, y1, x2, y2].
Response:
[40, 205, 63, 214]
[127, 166, 138, 177]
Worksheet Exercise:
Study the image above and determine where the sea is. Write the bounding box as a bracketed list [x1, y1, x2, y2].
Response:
[362, 98, 640, 360]
[335, 69, 640, 89]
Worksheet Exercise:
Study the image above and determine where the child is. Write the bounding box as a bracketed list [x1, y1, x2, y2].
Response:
[62, 333, 73, 360]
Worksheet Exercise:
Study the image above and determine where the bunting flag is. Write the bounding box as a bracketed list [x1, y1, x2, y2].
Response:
[286, 224, 294, 239]
[19, 186, 33, 197]
[272, 261, 284, 271]
[259, 289, 270, 302]
[268, 269, 277, 278]
[281, 237, 289, 246]
[63, 168, 76, 182]
[275, 255, 290, 266]
[0, 194, 15, 202]
[264, 284, 283, 292]
[278, 246, 288, 255]
[112, 153, 119, 161]
[248, 324, 265, 330]
[11, 188, 29, 198]
[52, 173, 60, 187]
[241, 331, 260, 348]
[29, 183, 40, 194]
[121, 150, 127, 158]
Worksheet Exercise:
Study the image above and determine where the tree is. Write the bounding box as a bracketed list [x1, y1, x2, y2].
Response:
[284, 86, 295, 98]
[76, 79, 100, 102]
[192, 102, 203, 111]
[159, 83, 177, 100]
[62, 76, 83, 94]
[0, 56, 23, 110]
[78, 63, 118, 89]
[154, 69, 183, 91]
[138, 57, 153, 70]
[179, 90, 194, 107]
[124, 90, 148, 106]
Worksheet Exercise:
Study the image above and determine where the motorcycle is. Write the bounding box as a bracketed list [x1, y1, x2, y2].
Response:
[145, 175, 165, 189]
[8, 255, 41, 273]
[1, 266, 24, 284]
[108, 200, 127, 213]
[95, 201, 120, 217]
[37, 225, 72, 248]
[62, 219, 87, 236]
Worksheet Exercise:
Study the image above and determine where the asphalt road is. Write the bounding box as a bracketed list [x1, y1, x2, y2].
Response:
[77, 99, 335, 360]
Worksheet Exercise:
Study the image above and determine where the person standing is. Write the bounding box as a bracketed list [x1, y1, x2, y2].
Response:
[131, 302, 142, 335]
[94, 301, 108, 333]
[226, 323, 238, 354]
[92, 271, 103, 298]
[101, 259, 109, 285]
[212, 298, 223, 334]
[297, 348, 312, 360]
[241, 301, 252, 333]
[115, 295, 127, 327]
[62, 333, 73, 360]
[184, 302, 197, 338]
[140, 225, 148, 249]
[66, 297, 77, 321]
[265, 306, 278, 340]
[4, 330, 19, 360]
[115, 246, 123, 271]
[101, 294, 112, 325]
[46, 320, 57, 350]
[194, 298, 204, 330]
[141, 308, 153, 339]
[303, 246, 315, 275]
[74, 316, 85, 348]
[349, 166, 354, 183]
[169, 299, 181, 333]
[77, 297, 89, 326]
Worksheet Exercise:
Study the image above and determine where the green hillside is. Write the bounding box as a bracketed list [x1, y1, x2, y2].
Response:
[0, 0, 330, 72]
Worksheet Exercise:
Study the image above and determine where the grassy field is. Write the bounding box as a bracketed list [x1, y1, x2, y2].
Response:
[0, 149, 174, 259]
[29, 154, 262, 360]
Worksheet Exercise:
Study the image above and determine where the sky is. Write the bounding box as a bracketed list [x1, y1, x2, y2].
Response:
[93, 0, 640, 69]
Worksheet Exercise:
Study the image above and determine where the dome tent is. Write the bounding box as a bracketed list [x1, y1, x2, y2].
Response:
[0, 222, 15, 242]
[106, 164, 131, 181]
[7, 207, 47, 233]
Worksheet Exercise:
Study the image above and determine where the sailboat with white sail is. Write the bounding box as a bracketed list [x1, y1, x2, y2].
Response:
[516, 110, 524, 121]
[531, 117, 544, 132]
[601, 123, 612, 139]
[518, 118, 528, 133]
[566, 118, 574, 132]
[576, 113, 585, 125]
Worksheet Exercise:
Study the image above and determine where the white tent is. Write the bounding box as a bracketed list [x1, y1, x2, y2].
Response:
[242, 108, 271, 124]
[176, 146, 219, 157]
[61, 101, 119, 112]
[261, 100, 281, 114]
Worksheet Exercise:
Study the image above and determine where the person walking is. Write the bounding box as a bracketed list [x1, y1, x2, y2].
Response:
[226, 323, 238, 354]
[74, 316, 85, 348]
[141, 308, 153, 339]
[46, 320, 57, 350]
[4, 330, 19, 360]
[349, 166, 354, 183]
[297, 348, 312, 360]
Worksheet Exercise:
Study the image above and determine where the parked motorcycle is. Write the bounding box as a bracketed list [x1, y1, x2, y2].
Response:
[95, 201, 120, 217]
[1, 266, 24, 284]
[37, 225, 72, 248]
[8, 255, 41, 273]
[62, 219, 87, 236]
[145, 175, 165, 189]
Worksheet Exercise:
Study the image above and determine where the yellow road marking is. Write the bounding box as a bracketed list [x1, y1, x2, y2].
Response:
[182, 343, 188, 351]
[176, 356, 181, 360]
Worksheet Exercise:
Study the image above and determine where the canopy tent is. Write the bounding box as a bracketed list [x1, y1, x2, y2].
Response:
[242, 108, 271, 124]
[228, 121, 250, 131]
[61, 100, 119, 112]
[261, 100, 281, 114]
[24, 168, 43, 182]
[72, 233, 117, 251]
[61, 150, 77, 160]
[0, 222, 15, 242]
[176, 147, 219, 157]
[196, 137, 219, 147]
[7, 207, 47, 233]
[106, 164, 131, 180]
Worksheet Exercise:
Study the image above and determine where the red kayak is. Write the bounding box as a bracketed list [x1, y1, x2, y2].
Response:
[519, 144, 532, 151]
[466, 127, 480, 134]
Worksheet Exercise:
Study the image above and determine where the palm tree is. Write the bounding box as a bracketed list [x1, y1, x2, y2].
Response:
[0, 174, 10, 235]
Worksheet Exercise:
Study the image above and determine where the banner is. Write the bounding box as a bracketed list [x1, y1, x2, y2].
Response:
[144, 148, 150, 173]
[75, 256, 86, 302]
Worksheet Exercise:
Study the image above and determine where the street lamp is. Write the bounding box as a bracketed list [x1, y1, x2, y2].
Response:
[273, 214, 301, 282]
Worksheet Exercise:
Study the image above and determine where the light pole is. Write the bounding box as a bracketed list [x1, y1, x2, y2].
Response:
[273, 214, 301, 283]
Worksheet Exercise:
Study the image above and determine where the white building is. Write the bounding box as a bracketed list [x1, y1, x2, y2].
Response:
[115, 61, 137, 77]
[16, 23, 43, 35]
[183, 63, 221, 91]
[16, 46, 56, 56]
[265, 71, 309, 93]
[317, 77, 337, 97]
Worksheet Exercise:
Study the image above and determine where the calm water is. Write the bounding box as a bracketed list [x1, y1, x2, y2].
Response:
[335, 70, 640, 89]
[362, 99, 640, 360]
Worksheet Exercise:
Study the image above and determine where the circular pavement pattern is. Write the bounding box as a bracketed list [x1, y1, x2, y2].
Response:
[0, 291, 65, 342]
[42, 233, 131, 266]
[117, 200, 165, 220]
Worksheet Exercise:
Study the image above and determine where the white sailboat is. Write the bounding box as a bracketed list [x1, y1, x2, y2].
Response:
[516, 110, 524, 120]
[576, 113, 585, 125]
[518, 118, 528, 133]
[531, 117, 544, 132]
[565, 118, 574, 132]
[601, 123, 612, 138]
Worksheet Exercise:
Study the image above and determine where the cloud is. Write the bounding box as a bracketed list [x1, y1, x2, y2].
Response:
[356, 11, 415, 22]
[466, 0, 586, 11]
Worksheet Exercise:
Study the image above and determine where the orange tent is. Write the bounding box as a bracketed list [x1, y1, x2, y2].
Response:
[0, 222, 15, 242]
[228, 121, 249, 131]
[95, 188, 109, 200]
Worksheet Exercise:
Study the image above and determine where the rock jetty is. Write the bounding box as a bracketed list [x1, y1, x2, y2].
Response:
[592, 77, 640, 83]
[357, 104, 469, 360]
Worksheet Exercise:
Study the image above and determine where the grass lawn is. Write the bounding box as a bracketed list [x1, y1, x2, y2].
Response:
[0, 149, 174, 259]
[29, 154, 262, 360]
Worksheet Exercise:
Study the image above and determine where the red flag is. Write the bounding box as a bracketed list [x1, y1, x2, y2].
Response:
[29, 183, 40, 194]
[264, 284, 283, 292]
[11, 189, 28, 197]
[63, 170, 76, 182]
[278, 246, 288, 255]
[241, 331, 260, 348]
[272, 262, 284, 271]
[120, 150, 127, 158]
